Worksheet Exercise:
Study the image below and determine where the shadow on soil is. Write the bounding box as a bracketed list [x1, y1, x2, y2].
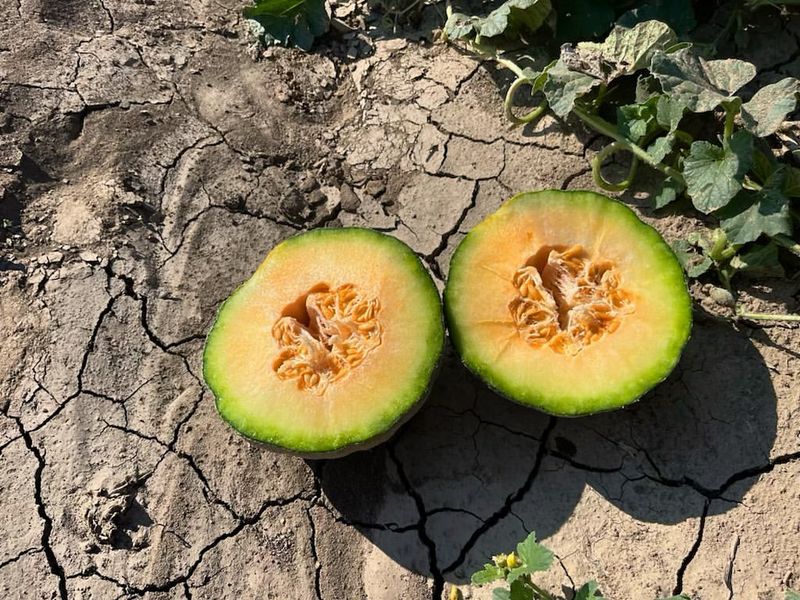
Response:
[317, 318, 777, 583]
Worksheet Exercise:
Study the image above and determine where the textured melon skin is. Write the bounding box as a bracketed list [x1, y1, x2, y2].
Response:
[444, 190, 692, 417]
[216, 363, 441, 460]
[203, 228, 445, 458]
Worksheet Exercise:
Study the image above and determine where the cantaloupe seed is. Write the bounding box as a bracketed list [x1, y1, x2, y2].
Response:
[508, 244, 634, 356]
[272, 283, 383, 395]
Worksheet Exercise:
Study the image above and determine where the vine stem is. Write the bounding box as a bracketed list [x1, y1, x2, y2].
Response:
[736, 310, 800, 322]
[496, 57, 525, 78]
[490, 56, 750, 190]
[493, 57, 682, 185]
[572, 106, 686, 185]
[774, 233, 800, 258]
[526, 577, 555, 600]
[591, 141, 639, 192]
[504, 76, 548, 125]
[722, 102, 737, 144]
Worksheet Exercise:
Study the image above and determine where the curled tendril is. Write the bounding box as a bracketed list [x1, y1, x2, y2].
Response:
[503, 76, 548, 126]
[591, 141, 640, 192]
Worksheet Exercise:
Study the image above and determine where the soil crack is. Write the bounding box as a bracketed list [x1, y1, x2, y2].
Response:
[424, 180, 478, 279]
[0, 547, 41, 571]
[388, 444, 444, 600]
[97, 0, 115, 32]
[724, 533, 740, 600]
[15, 418, 68, 599]
[672, 499, 709, 596]
[443, 417, 557, 575]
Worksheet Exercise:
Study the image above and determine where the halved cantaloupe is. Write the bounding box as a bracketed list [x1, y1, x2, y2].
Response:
[203, 228, 444, 457]
[445, 190, 691, 416]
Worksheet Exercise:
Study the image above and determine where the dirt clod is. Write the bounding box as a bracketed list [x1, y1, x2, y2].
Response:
[340, 183, 361, 212]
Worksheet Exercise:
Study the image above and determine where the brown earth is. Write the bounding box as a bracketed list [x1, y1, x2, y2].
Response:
[1, 1, 799, 599]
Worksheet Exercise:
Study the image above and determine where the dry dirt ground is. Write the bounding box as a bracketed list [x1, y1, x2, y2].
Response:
[1, 1, 799, 599]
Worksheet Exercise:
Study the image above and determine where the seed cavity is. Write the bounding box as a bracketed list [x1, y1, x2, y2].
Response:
[272, 284, 382, 395]
[509, 244, 633, 355]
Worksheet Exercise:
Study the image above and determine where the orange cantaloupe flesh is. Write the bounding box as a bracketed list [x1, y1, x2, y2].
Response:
[445, 190, 692, 416]
[203, 228, 444, 456]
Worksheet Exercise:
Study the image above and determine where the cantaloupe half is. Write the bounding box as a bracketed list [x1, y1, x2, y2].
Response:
[445, 190, 691, 416]
[203, 228, 444, 457]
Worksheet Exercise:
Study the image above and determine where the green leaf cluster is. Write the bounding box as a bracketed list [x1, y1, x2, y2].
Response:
[444, 0, 551, 52]
[470, 532, 555, 599]
[469, 530, 800, 599]
[443, 0, 695, 50]
[446, 14, 800, 291]
[244, 0, 329, 51]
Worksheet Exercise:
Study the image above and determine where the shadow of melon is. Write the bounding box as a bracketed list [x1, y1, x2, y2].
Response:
[317, 318, 777, 584]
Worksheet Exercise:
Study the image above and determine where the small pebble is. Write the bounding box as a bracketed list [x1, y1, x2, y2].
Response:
[38, 251, 63, 265]
[364, 179, 385, 197]
[79, 251, 100, 264]
[308, 189, 327, 206]
[339, 184, 360, 212]
[298, 175, 318, 193]
[27, 271, 46, 289]
[709, 286, 735, 308]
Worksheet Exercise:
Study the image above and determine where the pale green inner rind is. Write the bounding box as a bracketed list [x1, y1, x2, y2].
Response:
[203, 228, 444, 453]
[445, 190, 692, 416]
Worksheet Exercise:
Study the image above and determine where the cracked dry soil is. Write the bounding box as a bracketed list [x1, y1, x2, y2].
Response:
[1, 1, 799, 599]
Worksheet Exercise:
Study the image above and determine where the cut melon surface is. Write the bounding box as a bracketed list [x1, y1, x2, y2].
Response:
[444, 190, 692, 416]
[203, 228, 444, 457]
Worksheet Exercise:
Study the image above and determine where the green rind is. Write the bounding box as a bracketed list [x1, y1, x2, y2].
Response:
[444, 189, 692, 417]
[203, 227, 445, 457]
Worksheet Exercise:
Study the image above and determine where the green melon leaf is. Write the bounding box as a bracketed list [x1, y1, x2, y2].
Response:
[782, 165, 800, 198]
[672, 239, 712, 278]
[244, 0, 329, 51]
[492, 581, 535, 600]
[730, 243, 785, 278]
[656, 94, 687, 132]
[444, 12, 479, 40]
[635, 73, 662, 102]
[510, 579, 535, 600]
[493, 588, 511, 600]
[683, 131, 753, 213]
[751, 162, 800, 198]
[444, 0, 551, 45]
[472, 563, 507, 585]
[752, 149, 778, 185]
[480, 0, 552, 38]
[741, 77, 800, 138]
[618, 97, 659, 143]
[575, 580, 607, 600]
[702, 59, 757, 94]
[652, 174, 682, 208]
[647, 134, 675, 164]
[515, 531, 554, 574]
[576, 20, 677, 81]
[686, 231, 714, 254]
[542, 60, 601, 117]
[786, 591, 800, 600]
[717, 186, 792, 245]
[651, 50, 757, 113]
